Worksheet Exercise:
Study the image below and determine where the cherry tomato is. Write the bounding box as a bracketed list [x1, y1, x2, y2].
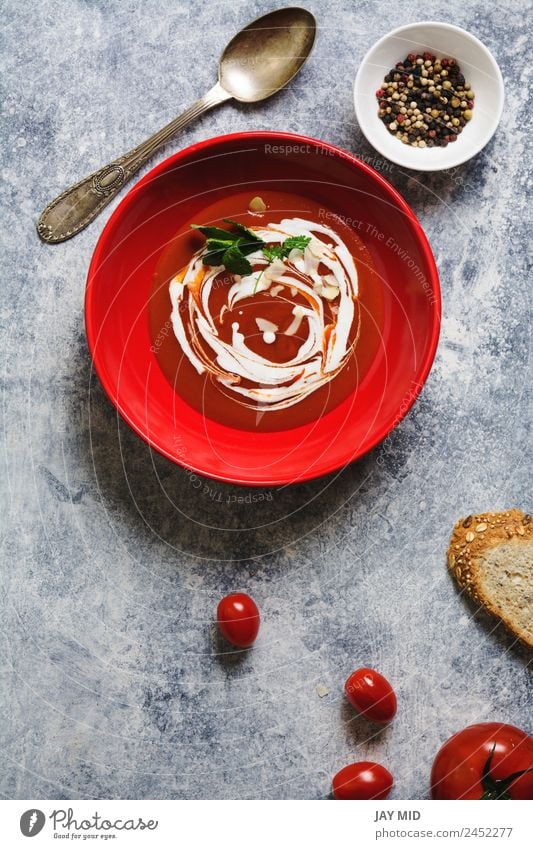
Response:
[344, 668, 397, 723]
[332, 762, 393, 800]
[217, 593, 260, 648]
[431, 723, 533, 800]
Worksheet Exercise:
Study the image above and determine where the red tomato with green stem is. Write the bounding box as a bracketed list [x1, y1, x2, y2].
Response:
[332, 762, 393, 800]
[217, 593, 260, 648]
[345, 668, 397, 723]
[431, 723, 533, 800]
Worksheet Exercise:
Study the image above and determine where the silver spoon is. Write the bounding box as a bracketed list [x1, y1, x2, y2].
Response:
[37, 7, 316, 244]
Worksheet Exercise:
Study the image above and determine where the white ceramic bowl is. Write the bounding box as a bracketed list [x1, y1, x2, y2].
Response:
[354, 22, 504, 171]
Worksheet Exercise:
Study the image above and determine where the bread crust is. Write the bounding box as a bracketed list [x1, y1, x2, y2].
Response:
[447, 509, 532, 648]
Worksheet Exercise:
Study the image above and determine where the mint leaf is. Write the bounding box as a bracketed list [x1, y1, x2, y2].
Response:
[222, 245, 253, 276]
[202, 238, 234, 266]
[223, 219, 264, 246]
[192, 220, 263, 274]
[191, 224, 236, 240]
[202, 249, 226, 266]
[205, 238, 234, 251]
[236, 238, 264, 257]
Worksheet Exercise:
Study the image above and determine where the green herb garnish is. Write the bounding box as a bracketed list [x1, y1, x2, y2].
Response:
[218, 244, 255, 276]
[262, 235, 311, 263]
[190, 221, 311, 278]
[191, 220, 264, 275]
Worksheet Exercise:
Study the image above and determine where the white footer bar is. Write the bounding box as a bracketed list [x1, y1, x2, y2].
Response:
[3, 799, 531, 848]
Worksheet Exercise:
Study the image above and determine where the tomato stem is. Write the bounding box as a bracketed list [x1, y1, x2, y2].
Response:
[480, 743, 533, 800]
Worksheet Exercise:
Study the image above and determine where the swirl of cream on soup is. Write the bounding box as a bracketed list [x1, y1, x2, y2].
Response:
[169, 218, 360, 411]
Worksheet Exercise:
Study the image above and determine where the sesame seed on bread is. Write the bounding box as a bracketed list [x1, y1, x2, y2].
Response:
[447, 509, 532, 648]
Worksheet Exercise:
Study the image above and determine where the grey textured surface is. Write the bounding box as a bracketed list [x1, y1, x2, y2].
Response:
[1, 0, 531, 800]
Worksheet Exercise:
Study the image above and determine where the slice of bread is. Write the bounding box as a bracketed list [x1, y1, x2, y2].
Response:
[447, 509, 532, 648]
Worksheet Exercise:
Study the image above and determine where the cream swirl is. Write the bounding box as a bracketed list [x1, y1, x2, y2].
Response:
[169, 217, 359, 411]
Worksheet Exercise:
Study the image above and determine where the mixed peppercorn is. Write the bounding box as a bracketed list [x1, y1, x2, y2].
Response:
[376, 52, 475, 148]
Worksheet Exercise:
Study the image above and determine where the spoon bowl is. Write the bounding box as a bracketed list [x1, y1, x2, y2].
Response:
[219, 7, 316, 102]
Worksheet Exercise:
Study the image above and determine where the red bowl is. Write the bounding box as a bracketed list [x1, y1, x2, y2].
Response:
[86, 131, 440, 486]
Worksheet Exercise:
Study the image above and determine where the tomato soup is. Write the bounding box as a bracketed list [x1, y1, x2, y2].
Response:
[150, 191, 383, 432]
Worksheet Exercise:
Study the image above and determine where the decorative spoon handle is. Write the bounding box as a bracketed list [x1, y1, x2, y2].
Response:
[37, 82, 231, 244]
